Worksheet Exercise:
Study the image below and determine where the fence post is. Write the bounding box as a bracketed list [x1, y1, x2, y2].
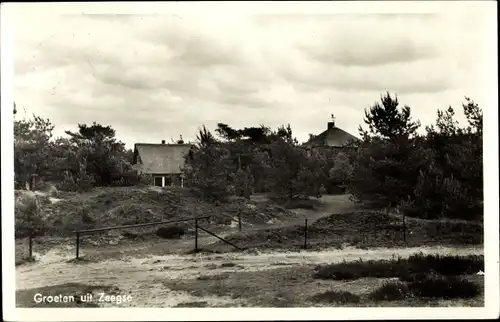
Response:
[76, 232, 80, 260]
[304, 218, 308, 250]
[28, 235, 33, 258]
[194, 217, 198, 252]
[402, 213, 406, 244]
[238, 212, 242, 232]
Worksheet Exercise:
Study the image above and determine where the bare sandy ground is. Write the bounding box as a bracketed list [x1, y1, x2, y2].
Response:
[16, 244, 482, 307]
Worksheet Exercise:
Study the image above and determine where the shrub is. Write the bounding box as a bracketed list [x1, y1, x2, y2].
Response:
[197, 274, 229, 281]
[156, 225, 186, 239]
[369, 281, 412, 301]
[57, 170, 95, 192]
[55, 206, 96, 234]
[311, 290, 361, 304]
[174, 301, 208, 307]
[313, 254, 484, 281]
[122, 231, 140, 239]
[313, 258, 404, 280]
[116, 171, 153, 187]
[408, 274, 480, 299]
[15, 191, 47, 238]
[405, 253, 484, 277]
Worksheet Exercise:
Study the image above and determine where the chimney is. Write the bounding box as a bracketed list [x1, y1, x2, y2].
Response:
[328, 114, 336, 130]
[161, 140, 166, 144]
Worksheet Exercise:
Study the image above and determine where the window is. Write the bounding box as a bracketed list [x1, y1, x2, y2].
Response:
[154, 176, 163, 187]
[165, 176, 172, 186]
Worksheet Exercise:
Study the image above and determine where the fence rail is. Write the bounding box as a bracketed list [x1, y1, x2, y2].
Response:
[74, 215, 211, 259]
[197, 225, 243, 251]
[74, 216, 211, 235]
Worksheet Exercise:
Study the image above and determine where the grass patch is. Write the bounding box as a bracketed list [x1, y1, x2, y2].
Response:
[212, 211, 482, 252]
[174, 301, 208, 307]
[197, 273, 230, 281]
[369, 281, 411, 301]
[368, 275, 481, 302]
[282, 198, 322, 210]
[163, 264, 483, 307]
[15, 256, 36, 266]
[314, 253, 483, 281]
[66, 257, 97, 264]
[163, 265, 315, 307]
[409, 274, 481, 299]
[311, 290, 361, 304]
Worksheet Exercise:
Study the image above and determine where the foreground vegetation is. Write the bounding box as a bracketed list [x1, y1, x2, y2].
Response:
[313, 253, 484, 280]
[161, 254, 484, 307]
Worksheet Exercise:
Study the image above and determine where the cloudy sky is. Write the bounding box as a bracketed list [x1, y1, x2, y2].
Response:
[10, 2, 496, 149]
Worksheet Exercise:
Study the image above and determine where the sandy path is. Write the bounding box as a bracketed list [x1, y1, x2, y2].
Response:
[243, 194, 364, 232]
[16, 244, 482, 307]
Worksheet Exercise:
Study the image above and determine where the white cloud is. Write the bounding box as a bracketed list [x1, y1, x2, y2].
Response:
[11, 4, 495, 148]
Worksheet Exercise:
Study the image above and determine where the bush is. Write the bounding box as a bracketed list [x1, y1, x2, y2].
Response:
[114, 171, 152, 187]
[311, 290, 361, 304]
[55, 206, 97, 233]
[313, 258, 404, 280]
[369, 281, 412, 301]
[369, 274, 481, 301]
[15, 191, 47, 238]
[156, 225, 186, 239]
[57, 170, 95, 192]
[406, 253, 483, 276]
[408, 274, 480, 299]
[279, 197, 321, 210]
[421, 221, 483, 245]
[412, 167, 480, 220]
[197, 273, 229, 281]
[313, 253, 484, 281]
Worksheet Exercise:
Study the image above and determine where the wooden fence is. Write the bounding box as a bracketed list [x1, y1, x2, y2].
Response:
[73, 215, 245, 259]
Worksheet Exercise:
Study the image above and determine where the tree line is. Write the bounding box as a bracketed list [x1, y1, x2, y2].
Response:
[13, 92, 483, 221]
[183, 93, 483, 221]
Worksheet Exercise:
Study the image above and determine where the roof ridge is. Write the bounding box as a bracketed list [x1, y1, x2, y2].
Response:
[134, 143, 193, 146]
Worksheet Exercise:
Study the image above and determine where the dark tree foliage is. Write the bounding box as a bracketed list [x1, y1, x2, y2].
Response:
[14, 114, 55, 189]
[349, 93, 483, 220]
[62, 122, 129, 186]
[196, 125, 218, 148]
[184, 122, 325, 202]
[412, 98, 483, 220]
[359, 92, 421, 140]
[215, 123, 241, 141]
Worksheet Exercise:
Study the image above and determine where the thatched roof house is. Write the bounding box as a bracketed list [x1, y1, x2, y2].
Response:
[133, 141, 193, 187]
[303, 117, 359, 149]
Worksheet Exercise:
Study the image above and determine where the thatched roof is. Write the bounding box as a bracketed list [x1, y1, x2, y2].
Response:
[303, 122, 359, 148]
[133, 143, 193, 174]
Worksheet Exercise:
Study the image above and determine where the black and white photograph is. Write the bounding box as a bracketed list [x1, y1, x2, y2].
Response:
[1, 1, 498, 321]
